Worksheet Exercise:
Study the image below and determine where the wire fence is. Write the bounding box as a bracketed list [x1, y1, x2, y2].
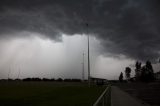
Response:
[93, 85, 111, 106]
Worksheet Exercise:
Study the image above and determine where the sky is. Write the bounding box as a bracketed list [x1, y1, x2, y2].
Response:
[0, 0, 160, 80]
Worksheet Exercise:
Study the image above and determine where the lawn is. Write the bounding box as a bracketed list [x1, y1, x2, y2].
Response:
[0, 82, 105, 106]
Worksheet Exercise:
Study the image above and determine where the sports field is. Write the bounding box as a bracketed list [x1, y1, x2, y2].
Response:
[0, 82, 105, 106]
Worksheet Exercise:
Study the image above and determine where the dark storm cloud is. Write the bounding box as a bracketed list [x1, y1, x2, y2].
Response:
[0, 0, 160, 61]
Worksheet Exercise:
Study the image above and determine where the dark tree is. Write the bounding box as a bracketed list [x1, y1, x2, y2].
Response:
[125, 67, 131, 81]
[135, 61, 141, 70]
[56, 78, 63, 82]
[135, 61, 141, 81]
[119, 72, 123, 82]
[141, 60, 154, 82]
[146, 60, 153, 72]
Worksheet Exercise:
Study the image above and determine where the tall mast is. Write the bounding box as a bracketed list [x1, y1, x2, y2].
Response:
[18, 67, 21, 79]
[86, 23, 90, 86]
[82, 52, 85, 81]
[8, 66, 11, 80]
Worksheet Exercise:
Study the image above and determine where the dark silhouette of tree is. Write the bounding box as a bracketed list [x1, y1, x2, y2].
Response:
[141, 60, 154, 82]
[50, 78, 55, 81]
[135, 61, 141, 81]
[71, 79, 81, 82]
[56, 78, 63, 82]
[146, 61, 153, 72]
[42, 78, 50, 81]
[119, 72, 123, 82]
[64, 79, 72, 82]
[125, 67, 131, 81]
[23, 78, 42, 81]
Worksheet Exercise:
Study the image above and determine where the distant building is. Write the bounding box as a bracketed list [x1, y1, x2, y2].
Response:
[154, 71, 160, 80]
[90, 77, 108, 85]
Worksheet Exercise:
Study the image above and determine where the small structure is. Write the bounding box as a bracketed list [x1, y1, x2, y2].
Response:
[90, 77, 108, 85]
[154, 71, 160, 80]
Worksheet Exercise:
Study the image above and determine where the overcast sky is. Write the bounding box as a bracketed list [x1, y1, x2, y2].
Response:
[0, 0, 160, 80]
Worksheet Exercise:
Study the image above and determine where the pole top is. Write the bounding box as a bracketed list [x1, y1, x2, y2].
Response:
[86, 23, 89, 27]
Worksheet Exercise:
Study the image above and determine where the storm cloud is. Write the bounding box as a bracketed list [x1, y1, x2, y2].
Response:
[0, 0, 160, 61]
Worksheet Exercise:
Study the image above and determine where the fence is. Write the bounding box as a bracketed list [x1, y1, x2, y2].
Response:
[93, 85, 111, 106]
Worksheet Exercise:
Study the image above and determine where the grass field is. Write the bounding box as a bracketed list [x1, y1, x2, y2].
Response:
[0, 82, 105, 106]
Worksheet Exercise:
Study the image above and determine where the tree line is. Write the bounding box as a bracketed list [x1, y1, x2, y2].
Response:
[0, 78, 83, 82]
[119, 60, 154, 82]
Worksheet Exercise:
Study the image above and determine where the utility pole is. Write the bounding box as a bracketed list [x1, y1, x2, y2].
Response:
[82, 52, 85, 81]
[8, 66, 11, 80]
[18, 67, 21, 79]
[86, 23, 90, 87]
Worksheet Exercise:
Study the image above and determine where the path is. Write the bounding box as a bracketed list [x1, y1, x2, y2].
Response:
[111, 86, 150, 106]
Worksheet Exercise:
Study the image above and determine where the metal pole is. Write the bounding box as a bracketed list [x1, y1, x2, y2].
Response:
[8, 67, 11, 80]
[86, 23, 90, 87]
[82, 52, 85, 81]
[18, 67, 20, 79]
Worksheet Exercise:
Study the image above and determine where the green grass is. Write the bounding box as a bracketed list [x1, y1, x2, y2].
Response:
[0, 82, 105, 106]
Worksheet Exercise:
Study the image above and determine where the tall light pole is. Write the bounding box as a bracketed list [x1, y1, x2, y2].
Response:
[82, 52, 85, 81]
[18, 67, 21, 79]
[86, 23, 90, 86]
[8, 66, 11, 80]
